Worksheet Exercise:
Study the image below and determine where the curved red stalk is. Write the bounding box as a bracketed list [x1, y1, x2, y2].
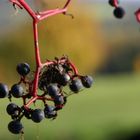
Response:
[113, 0, 119, 8]
[135, 9, 140, 23]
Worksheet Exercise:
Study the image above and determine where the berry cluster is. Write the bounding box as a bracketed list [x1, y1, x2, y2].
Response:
[0, 56, 93, 134]
[2, 0, 94, 135]
[108, 0, 140, 23]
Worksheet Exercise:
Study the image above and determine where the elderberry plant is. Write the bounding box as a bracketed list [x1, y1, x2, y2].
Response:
[108, 0, 140, 23]
[0, 0, 94, 134]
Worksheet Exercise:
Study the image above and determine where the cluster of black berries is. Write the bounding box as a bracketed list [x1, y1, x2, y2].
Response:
[0, 56, 93, 134]
[109, 0, 125, 19]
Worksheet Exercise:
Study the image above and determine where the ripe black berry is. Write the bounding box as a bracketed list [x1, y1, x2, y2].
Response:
[0, 83, 9, 98]
[69, 79, 83, 93]
[6, 103, 19, 116]
[58, 73, 70, 86]
[8, 120, 23, 134]
[16, 63, 30, 76]
[44, 105, 57, 118]
[113, 7, 125, 19]
[81, 76, 93, 88]
[47, 84, 59, 97]
[54, 95, 64, 106]
[31, 109, 45, 123]
[11, 84, 24, 98]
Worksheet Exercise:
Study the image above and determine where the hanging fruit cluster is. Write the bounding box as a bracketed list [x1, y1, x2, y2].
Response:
[0, 56, 93, 134]
[0, 0, 94, 134]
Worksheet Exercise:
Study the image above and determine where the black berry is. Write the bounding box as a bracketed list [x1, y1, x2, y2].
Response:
[69, 79, 83, 93]
[11, 84, 24, 98]
[58, 73, 70, 86]
[8, 120, 23, 134]
[16, 63, 30, 76]
[6, 103, 19, 116]
[0, 83, 9, 98]
[54, 95, 64, 106]
[31, 109, 45, 123]
[44, 105, 57, 118]
[47, 84, 59, 97]
[81, 76, 93, 88]
[113, 7, 125, 19]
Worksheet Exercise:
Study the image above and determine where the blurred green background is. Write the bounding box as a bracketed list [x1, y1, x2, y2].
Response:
[0, 0, 140, 140]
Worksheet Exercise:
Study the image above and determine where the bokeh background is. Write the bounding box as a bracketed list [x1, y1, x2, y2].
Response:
[0, 0, 140, 140]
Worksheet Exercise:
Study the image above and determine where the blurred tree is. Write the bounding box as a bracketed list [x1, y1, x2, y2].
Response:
[133, 55, 140, 73]
[98, 42, 140, 74]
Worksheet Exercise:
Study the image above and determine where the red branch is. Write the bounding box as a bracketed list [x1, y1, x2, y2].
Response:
[135, 9, 140, 23]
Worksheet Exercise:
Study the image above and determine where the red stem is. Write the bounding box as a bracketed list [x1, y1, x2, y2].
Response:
[24, 96, 38, 109]
[113, 0, 119, 8]
[38, 8, 67, 21]
[63, 0, 72, 8]
[33, 21, 41, 67]
[135, 9, 140, 23]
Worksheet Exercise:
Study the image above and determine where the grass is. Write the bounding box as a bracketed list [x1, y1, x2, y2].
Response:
[0, 73, 140, 140]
